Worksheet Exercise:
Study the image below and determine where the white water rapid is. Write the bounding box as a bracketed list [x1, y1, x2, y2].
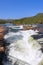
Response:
[4, 30, 43, 65]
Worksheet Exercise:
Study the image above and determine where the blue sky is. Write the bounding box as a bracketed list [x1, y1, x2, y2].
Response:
[0, 0, 43, 19]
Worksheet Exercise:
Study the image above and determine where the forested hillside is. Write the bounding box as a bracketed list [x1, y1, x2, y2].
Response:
[0, 13, 43, 25]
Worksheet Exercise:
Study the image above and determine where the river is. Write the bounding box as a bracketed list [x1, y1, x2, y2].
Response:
[3, 28, 43, 65]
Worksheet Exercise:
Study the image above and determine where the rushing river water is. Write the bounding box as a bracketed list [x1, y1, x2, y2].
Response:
[3, 29, 43, 65]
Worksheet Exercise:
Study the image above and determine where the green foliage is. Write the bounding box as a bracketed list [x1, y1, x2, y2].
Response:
[0, 13, 43, 24]
[12, 13, 43, 25]
[0, 20, 6, 24]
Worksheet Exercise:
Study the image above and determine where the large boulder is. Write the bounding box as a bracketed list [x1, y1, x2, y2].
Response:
[0, 26, 6, 40]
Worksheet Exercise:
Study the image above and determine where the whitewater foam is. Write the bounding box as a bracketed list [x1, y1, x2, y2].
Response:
[4, 30, 43, 65]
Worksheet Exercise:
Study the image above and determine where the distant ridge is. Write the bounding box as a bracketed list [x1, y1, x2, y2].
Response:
[0, 13, 43, 24]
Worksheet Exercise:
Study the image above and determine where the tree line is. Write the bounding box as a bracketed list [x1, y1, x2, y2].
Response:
[0, 13, 43, 25]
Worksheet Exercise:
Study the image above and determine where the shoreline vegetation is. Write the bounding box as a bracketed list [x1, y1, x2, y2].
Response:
[0, 13, 43, 25]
